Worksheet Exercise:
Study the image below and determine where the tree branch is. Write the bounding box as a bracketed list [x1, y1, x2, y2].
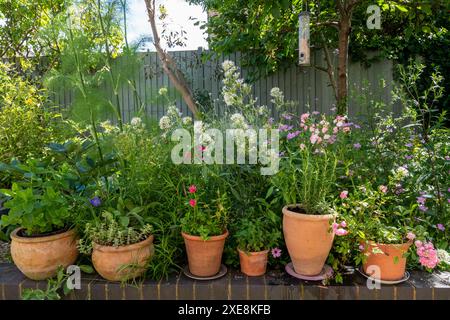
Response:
[144, 0, 199, 118]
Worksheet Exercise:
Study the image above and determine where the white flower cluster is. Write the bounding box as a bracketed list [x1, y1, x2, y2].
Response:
[230, 113, 248, 129]
[194, 121, 213, 146]
[270, 87, 283, 100]
[182, 116, 192, 125]
[159, 87, 168, 96]
[167, 105, 182, 118]
[437, 249, 450, 265]
[159, 116, 172, 130]
[130, 117, 143, 127]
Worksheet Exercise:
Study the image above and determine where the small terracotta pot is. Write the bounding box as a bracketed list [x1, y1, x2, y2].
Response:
[362, 241, 411, 281]
[283, 205, 335, 276]
[92, 235, 154, 282]
[182, 230, 228, 277]
[10, 227, 79, 280]
[238, 248, 269, 276]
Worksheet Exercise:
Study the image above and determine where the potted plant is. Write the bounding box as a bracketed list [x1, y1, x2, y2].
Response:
[234, 216, 281, 276]
[337, 183, 419, 281]
[272, 113, 351, 276]
[79, 198, 154, 282]
[0, 183, 78, 280]
[181, 184, 229, 277]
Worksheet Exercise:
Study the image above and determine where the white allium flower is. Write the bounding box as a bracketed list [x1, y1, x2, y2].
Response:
[182, 116, 192, 125]
[222, 60, 235, 72]
[158, 87, 168, 96]
[159, 116, 171, 130]
[130, 117, 142, 127]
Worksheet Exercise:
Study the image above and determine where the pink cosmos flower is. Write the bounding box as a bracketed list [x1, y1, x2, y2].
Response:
[271, 247, 282, 258]
[189, 199, 197, 207]
[379, 185, 388, 193]
[188, 185, 197, 194]
[406, 232, 416, 241]
[340, 190, 349, 199]
[437, 224, 445, 231]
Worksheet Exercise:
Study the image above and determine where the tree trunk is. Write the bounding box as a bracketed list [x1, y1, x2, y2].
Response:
[337, 12, 351, 115]
[144, 0, 199, 118]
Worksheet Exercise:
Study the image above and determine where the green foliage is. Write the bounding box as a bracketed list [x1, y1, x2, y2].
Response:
[0, 183, 70, 235]
[79, 210, 153, 251]
[0, 62, 70, 169]
[181, 186, 229, 239]
[234, 216, 281, 253]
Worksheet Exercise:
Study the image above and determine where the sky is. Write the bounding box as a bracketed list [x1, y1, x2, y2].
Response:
[127, 0, 208, 51]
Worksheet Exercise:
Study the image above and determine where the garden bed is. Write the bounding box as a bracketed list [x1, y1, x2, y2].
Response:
[0, 263, 448, 300]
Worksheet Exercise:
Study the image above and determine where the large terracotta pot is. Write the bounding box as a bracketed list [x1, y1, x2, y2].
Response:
[92, 235, 154, 282]
[283, 205, 335, 276]
[362, 241, 411, 281]
[238, 248, 269, 276]
[182, 230, 228, 277]
[10, 227, 79, 280]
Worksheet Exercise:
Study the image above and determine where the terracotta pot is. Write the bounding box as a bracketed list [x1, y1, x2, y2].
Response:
[238, 248, 269, 276]
[92, 235, 154, 282]
[282, 205, 335, 276]
[182, 230, 228, 277]
[362, 241, 411, 281]
[10, 227, 79, 280]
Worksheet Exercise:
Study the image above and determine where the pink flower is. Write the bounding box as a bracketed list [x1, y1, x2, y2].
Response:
[416, 196, 426, 205]
[188, 185, 197, 194]
[332, 222, 339, 231]
[353, 143, 361, 149]
[340, 221, 347, 228]
[300, 113, 310, 123]
[335, 228, 348, 236]
[310, 134, 319, 144]
[416, 241, 439, 269]
[418, 205, 428, 212]
[415, 240, 423, 247]
[379, 185, 388, 193]
[437, 224, 445, 231]
[343, 126, 351, 133]
[359, 244, 365, 251]
[199, 145, 206, 151]
[340, 190, 349, 199]
[299, 143, 306, 150]
[321, 126, 328, 134]
[189, 199, 197, 207]
[271, 247, 282, 258]
[406, 232, 416, 241]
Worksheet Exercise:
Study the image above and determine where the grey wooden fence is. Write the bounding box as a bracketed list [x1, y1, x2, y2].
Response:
[49, 49, 395, 122]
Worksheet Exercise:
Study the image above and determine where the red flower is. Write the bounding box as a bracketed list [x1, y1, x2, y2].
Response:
[189, 199, 197, 207]
[188, 185, 197, 194]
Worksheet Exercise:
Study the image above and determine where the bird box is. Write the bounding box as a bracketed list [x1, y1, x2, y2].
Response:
[298, 12, 310, 66]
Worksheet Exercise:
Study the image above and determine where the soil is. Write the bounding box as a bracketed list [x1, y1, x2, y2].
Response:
[0, 241, 10, 263]
[17, 227, 69, 238]
[287, 206, 307, 214]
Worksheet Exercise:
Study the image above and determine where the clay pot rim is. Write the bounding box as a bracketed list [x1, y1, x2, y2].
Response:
[181, 230, 229, 241]
[10, 227, 77, 243]
[93, 234, 154, 253]
[365, 240, 412, 250]
[283, 205, 337, 221]
[237, 248, 269, 255]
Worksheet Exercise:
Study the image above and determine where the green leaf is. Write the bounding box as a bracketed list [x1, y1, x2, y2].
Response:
[79, 265, 94, 274]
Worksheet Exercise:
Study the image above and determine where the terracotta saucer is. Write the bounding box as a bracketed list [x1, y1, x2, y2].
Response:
[357, 267, 410, 285]
[285, 262, 334, 281]
[183, 264, 228, 280]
